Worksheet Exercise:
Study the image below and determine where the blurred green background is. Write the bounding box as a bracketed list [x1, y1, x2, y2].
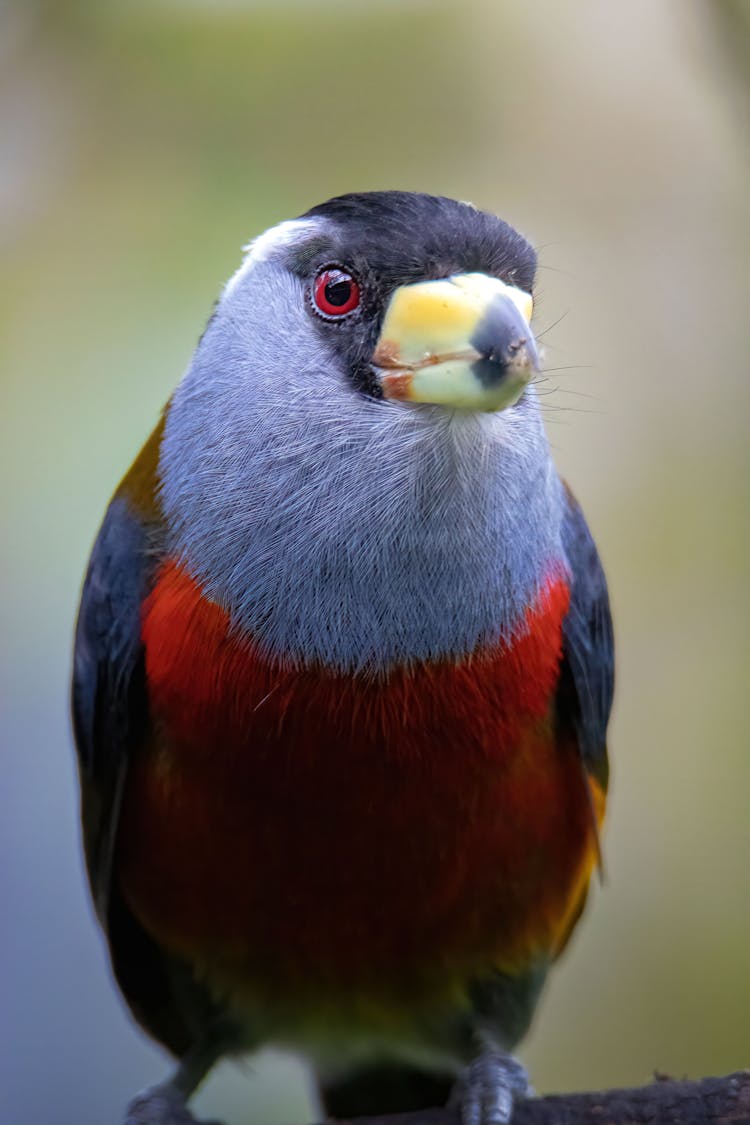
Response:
[2, 2, 749, 1123]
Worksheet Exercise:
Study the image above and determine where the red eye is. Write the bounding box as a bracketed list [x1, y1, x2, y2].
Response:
[312, 268, 361, 318]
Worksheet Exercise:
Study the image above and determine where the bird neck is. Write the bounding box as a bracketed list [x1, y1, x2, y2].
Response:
[159, 392, 565, 673]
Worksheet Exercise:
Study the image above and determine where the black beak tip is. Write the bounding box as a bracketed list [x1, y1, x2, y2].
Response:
[470, 293, 538, 386]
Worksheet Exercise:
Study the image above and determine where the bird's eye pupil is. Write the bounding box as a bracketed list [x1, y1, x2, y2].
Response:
[312, 268, 361, 318]
[324, 279, 352, 306]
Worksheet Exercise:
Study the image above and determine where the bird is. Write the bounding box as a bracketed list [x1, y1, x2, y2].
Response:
[72, 191, 614, 1125]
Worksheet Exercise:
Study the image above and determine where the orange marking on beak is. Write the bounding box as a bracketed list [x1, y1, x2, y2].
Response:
[372, 339, 403, 368]
[380, 371, 414, 401]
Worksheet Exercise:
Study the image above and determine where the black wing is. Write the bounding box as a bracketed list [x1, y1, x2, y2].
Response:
[72, 493, 229, 1058]
[72, 495, 154, 921]
[558, 485, 614, 792]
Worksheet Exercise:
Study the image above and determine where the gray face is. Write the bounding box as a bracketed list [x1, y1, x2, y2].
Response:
[158, 197, 564, 673]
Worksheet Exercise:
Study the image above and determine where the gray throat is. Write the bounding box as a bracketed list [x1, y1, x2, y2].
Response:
[159, 289, 564, 673]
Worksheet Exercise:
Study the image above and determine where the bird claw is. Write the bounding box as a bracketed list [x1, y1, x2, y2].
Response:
[123, 1084, 223, 1125]
[452, 1050, 530, 1125]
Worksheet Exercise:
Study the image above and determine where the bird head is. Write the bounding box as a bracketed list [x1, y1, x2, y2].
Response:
[220, 191, 539, 415]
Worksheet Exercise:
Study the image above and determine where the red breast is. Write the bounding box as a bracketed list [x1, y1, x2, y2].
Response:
[116, 560, 601, 1005]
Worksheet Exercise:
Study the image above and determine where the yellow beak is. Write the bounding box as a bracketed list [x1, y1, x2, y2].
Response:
[372, 273, 537, 412]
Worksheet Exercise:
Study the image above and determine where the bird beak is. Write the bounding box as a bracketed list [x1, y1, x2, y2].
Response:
[372, 273, 538, 412]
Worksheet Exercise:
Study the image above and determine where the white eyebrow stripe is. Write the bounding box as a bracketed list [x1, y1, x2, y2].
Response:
[222, 218, 324, 298]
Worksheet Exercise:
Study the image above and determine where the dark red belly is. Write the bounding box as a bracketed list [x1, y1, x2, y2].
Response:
[117, 561, 601, 1004]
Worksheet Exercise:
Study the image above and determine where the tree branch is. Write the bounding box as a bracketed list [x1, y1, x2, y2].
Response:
[330, 1071, 750, 1125]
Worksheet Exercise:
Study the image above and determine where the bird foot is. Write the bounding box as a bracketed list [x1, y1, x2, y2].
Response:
[123, 1083, 223, 1125]
[451, 1050, 530, 1125]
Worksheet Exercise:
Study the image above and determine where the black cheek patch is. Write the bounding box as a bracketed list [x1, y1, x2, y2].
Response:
[350, 363, 384, 400]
